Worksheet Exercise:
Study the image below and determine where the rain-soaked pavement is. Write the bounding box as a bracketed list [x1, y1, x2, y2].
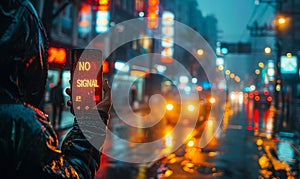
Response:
[157, 99, 299, 179]
[51, 97, 299, 178]
[162, 101, 262, 178]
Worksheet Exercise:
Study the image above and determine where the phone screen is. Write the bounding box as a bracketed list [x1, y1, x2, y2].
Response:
[71, 48, 102, 113]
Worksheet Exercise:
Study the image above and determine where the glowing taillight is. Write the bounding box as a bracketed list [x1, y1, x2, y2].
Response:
[267, 96, 272, 102]
[255, 96, 260, 101]
[264, 91, 269, 95]
[249, 93, 254, 98]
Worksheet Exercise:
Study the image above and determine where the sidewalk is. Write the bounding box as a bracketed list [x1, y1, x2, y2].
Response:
[258, 136, 299, 179]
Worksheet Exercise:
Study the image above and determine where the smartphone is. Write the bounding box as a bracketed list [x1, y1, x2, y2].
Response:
[70, 48, 102, 113]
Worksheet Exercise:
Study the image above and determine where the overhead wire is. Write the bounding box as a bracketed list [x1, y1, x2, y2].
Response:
[239, 3, 271, 42]
[239, 3, 259, 42]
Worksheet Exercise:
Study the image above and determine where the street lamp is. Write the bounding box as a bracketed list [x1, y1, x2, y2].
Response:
[264, 46, 272, 54]
[274, 15, 290, 31]
[272, 13, 290, 135]
[273, 15, 288, 107]
[277, 16, 286, 24]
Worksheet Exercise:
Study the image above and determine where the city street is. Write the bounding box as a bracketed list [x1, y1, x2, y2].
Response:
[90, 96, 298, 178]
[48, 92, 300, 179]
[3, 0, 300, 178]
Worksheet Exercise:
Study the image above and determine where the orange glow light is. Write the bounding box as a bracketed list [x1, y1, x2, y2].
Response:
[278, 17, 286, 24]
[148, 0, 159, 6]
[187, 140, 194, 147]
[97, 5, 109, 11]
[147, 0, 159, 28]
[196, 86, 203, 91]
[79, 19, 90, 27]
[160, 57, 173, 63]
[80, 4, 91, 13]
[249, 93, 254, 98]
[209, 97, 216, 104]
[48, 47, 66, 64]
[102, 60, 109, 73]
[98, 0, 109, 5]
[148, 18, 158, 28]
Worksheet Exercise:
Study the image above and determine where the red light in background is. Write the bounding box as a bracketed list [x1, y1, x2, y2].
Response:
[96, 0, 110, 11]
[87, 0, 109, 6]
[249, 93, 254, 98]
[247, 126, 253, 131]
[267, 96, 272, 102]
[94, 95, 101, 102]
[147, 0, 159, 28]
[48, 47, 66, 64]
[49, 83, 55, 88]
[102, 60, 109, 73]
[80, 4, 91, 13]
[264, 90, 269, 95]
[254, 109, 259, 132]
[255, 96, 260, 101]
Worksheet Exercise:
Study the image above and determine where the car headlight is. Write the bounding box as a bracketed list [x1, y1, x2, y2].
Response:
[166, 103, 174, 111]
[187, 104, 195, 112]
[209, 97, 216, 104]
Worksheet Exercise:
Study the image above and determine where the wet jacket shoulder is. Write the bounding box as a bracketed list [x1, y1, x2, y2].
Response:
[0, 101, 100, 178]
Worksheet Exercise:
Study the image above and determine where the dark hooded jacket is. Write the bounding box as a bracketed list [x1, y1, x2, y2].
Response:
[0, 0, 101, 178]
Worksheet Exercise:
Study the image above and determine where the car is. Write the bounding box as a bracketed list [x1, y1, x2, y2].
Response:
[164, 94, 211, 126]
[253, 90, 272, 108]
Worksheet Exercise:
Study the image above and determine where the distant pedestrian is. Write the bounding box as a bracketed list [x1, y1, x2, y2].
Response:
[50, 78, 65, 128]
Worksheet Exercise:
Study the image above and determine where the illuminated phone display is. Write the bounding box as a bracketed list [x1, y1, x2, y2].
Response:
[71, 49, 102, 112]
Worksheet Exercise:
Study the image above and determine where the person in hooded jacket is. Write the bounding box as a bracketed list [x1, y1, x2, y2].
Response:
[0, 0, 111, 178]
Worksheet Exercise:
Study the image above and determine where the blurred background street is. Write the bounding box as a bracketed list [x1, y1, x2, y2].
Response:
[30, 0, 300, 178]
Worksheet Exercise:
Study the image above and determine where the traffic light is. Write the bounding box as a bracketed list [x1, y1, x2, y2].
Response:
[220, 46, 229, 55]
[220, 42, 251, 54]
